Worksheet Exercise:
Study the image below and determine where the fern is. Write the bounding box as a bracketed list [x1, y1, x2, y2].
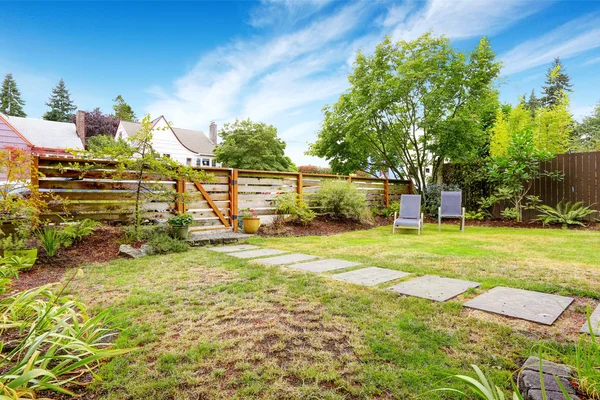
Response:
[537, 200, 597, 228]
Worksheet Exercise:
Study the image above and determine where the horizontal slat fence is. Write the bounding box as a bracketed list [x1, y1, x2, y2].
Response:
[34, 157, 412, 231]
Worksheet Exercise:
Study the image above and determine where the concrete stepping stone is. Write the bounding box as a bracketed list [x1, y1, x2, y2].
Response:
[580, 304, 600, 335]
[229, 249, 287, 259]
[388, 275, 480, 302]
[287, 259, 361, 273]
[206, 244, 260, 253]
[464, 287, 574, 325]
[332, 267, 410, 286]
[254, 253, 319, 266]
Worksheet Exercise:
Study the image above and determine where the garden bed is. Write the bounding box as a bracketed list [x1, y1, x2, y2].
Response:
[8, 226, 123, 294]
[258, 215, 392, 237]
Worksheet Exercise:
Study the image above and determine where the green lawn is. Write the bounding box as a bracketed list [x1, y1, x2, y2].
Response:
[69, 224, 599, 399]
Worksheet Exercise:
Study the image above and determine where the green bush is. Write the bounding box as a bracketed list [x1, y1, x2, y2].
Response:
[167, 213, 194, 227]
[273, 192, 316, 225]
[311, 180, 371, 223]
[465, 211, 486, 221]
[122, 224, 169, 243]
[536, 200, 597, 228]
[424, 183, 461, 217]
[148, 233, 189, 254]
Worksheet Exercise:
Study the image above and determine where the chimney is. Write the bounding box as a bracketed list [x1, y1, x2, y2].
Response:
[209, 121, 217, 145]
[75, 110, 86, 148]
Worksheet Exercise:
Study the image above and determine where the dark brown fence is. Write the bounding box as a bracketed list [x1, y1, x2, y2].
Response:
[36, 156, 412, 231]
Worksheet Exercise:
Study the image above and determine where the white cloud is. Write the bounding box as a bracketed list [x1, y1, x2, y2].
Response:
[390, 0, 548, 41]
[584, 56, 600, 66]
[248, 0, 334, 28]
[500, 12, 600, 75]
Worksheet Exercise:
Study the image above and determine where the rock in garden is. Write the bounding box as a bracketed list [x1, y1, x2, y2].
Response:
[119, 244, 146, 259]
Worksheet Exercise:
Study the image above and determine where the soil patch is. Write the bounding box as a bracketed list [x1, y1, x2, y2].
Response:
[8, 226, 123, 294]
[258, 215, 391, 237]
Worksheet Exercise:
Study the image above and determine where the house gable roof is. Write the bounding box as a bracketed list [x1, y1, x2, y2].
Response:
[0, 112, 33, 147]
[2, 115, 83, 150]
[118, 117, 215, 155]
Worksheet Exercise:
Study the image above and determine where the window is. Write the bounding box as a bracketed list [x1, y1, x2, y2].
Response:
[186, 158, 192, 166]
[196, 158, 202, 167]
[202, 158, 210, 166]
[164, 154, 170, 158]
[425, 167, 431, 174]
[211, 159, 217, 167]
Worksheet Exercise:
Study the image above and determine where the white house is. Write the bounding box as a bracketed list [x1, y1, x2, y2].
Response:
[115, 116, 218, 167]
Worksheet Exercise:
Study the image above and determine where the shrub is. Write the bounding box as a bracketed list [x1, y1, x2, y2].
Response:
[423, 183, 461, 218]
[311, 180, 371, 223]
[148, 232, 189, 254]
[536, 200, 597, 228]
[122, 224, 169, 243]
[37, 226, 62, 257]
[273, 192, 315, 225]
[0, 234, 26, 253]
[465, 211, 486, 221]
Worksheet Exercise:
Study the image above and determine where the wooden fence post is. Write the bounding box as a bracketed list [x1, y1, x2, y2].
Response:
[31, 155, 39, 190]
[297, 173, 303, 202]
[384, 178, 389, 208]
[231, 169, 239, 232]
[175, 179, 185, 214]
[408, 180, 414, 194]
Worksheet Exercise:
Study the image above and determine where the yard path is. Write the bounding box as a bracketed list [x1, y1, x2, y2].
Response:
[207, 244, 596, 334]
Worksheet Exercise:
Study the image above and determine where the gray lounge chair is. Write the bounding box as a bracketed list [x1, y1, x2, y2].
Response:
[438, 191, 465, 232]
[393, 194, 423, 235]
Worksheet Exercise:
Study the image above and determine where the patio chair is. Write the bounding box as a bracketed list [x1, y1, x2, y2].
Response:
[438, 191, 465, 232]
[393, 194, 424, 235]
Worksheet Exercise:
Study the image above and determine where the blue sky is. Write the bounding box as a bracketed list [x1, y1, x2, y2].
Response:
[2, 1, 600, 166]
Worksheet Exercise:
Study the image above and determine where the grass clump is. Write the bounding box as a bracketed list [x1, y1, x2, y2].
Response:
[147, 232, 189, 254]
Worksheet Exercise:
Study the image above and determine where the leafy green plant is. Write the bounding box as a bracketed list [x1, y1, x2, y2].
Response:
[167, 213, 194, 227]
[239, 208, 258, 219]
[311, 180, 371, 223]
[37, 226, 62, 257]
[0, 234, 26, 253]
[576, 305, 600, 399]
[2, 255, 34, 271]
[537, 200, 597, 228]
[0, 274, 132, 399]
[273, 192, 315, 225]
[60, 219, 101, 247]
[148, 232, 189, 254]
[465, 211, 486, 221]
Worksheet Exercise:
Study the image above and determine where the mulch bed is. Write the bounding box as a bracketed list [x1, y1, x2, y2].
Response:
[8, 226, 123, 294]
[258, 215, 392, 237]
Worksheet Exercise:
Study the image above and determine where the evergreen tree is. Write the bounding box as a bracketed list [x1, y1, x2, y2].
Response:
[541, 57, 573, 108]
[0, 73, 27, 117]
[43, 79, 77, 122]
[524, 89, 541, 117]
[112, 95, 137, 122]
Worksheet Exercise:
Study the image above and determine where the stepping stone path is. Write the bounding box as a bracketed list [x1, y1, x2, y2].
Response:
[206, 244, 579, 329]
[255, 253, 319, 266]
[388, 275, 480, 302]
[333, 267, 410, 286]
[464, 287, 574, 325]
[287, 259, 361, 273]
[229, 249, 287, 259]
[519, 356, 579, 400]
[207, 244, 260, 253]
[580, 304, 599, 335]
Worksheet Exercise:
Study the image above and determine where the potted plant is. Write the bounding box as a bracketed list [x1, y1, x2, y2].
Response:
[241, 209, 260, 234]
[168, 213, 194, 239]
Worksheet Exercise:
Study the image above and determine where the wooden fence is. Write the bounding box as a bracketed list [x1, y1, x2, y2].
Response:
[35, 156, 412, 231]
[519, 151, 600, 221]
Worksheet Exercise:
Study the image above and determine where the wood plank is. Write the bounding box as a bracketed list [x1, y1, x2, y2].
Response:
[39, 179, 176, 191]
[186, 200, 230, 209]
[187, 209, 231, 219]
[237, 185, 295, 193]
[238, 177, 299, 186]
[49, 201, 173, 213]
[193, 181, 230, 227]
[576, 153, 584, 204]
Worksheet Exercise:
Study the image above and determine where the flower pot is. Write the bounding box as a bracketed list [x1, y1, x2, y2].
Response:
[4, 248, 38, 263]
[172, 226, 190, 240]
[243, 217, 261, 234]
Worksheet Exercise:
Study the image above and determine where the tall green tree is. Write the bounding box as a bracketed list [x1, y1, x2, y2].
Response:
[112, 95, 137, 122]
[0, 73, 27, 117]
[541, 57, 573, 108]
[43, 79, 77, 122]
[523, 89, 541, 117]
[214, 118, 295, 171]
[309, 34, 501, 196]
[573, 102, 600, 151]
